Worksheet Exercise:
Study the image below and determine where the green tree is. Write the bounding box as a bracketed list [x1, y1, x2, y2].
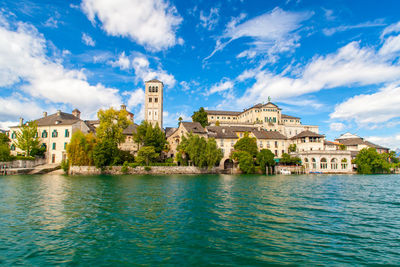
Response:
[14, 121, 40, 157]
[133, 121, 167, 153]
[66, 131, 97, 166]
[280, 153, 301, 165]
[288, 144, 297, 152]
[232, 151, 255, 174]
[204, 138, 223, 169]
[256, 149, 275, 174]
[353, 147, 390, 174]
[234, 132, 258, 157]
[93, 139, 118, 168]
[96, 108, 132, 145]
[135, 146, 159, 165]
[0, 133, 11, 161]
[178, 117, 183, 126]
[191, 107, 208, 127]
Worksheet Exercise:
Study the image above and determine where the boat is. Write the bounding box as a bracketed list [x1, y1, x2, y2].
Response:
[280, 169, 291, 175]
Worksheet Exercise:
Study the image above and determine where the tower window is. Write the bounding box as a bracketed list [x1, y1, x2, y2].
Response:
[155, 97, 158, 103]
[149, 97, 152, 102]
[155, 86, 158, 92]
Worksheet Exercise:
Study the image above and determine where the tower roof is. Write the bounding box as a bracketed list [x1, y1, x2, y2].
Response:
[145, 79, 163, 83]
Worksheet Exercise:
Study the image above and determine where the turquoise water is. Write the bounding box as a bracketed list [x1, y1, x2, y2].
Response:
[0, 174, 400, 265]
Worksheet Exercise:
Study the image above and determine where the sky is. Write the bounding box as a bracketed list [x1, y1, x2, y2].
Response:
[1, 0, 400, 150]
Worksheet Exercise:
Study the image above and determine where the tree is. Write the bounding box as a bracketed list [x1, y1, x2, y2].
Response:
[280, 153, 301, 165]
[353, 147, 390, 174]
[14, 121, 40, 157]
[339, 144, 347, 151]
[234, 132, 258, 157]
[232, 151, 255, 174]
[178, 117, 183, 126]
[135, 146, 159, 165]
[93, 139, 118, 168]
[67, 131, 97, 166]
[0, 133, 10, 161]
[191, 107, 208, 127]
[96, 108, 132, 145]
[288, 144, 297, 153]
[133, 121, 167, 154]
[177, 133, 223, 168]
[256, 149, 275, 174]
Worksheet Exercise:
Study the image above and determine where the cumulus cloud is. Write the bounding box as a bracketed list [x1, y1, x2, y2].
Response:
[364, 135, 400, 150]
[131, 56, 176, 88]
[330, 83, 400, 126]
[108, 52, 130, 70]
[199, 7, 219, 30]
[205, 7, 312, 60]
[0, 96, 43, 122]
[206, 80, 234, 96]
[81, 0, 182, 51]
[126, 88, 145, 110]
[329, 122, 346, 132]
[0, 15, 121, 120]
[235, 41, 400, 107]
[82, 33, 95, 46]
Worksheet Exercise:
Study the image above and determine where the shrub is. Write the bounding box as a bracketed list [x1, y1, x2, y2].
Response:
[60, 159, 69, 174]
[144, 166, 151, 171]
[121, 161, 129, 174]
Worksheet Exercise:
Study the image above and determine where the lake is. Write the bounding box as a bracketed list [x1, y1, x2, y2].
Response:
[0, 174, 399, 265]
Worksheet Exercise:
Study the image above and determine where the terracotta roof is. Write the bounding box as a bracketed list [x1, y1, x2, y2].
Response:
[253, 130, 287, 140]
[34, 111, 81, 126]
[182, 122, 207, 134]
[205, 110, 241, 116]
[281, 114, 300, 120]
[324, 140, 342, 146]
[146, 79, 163, 83]
[336, 138, 364, 146]
[206, 126, 238, 139]
[291, 130, 324, 139]
[165, 127, 178, 138]
[122, 124, 138, 135]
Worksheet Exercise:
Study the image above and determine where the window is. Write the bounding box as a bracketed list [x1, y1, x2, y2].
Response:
[42, 130, 48, 138]
[259, 141, 263, 148]
[52, 130, 58, 138]
[65, 129, 70, 137]
[331, 158, 338, 169]
[64, 142, 67, 149]
[320, 158, 327, 169]
[52, 142, 56, 150]
[312, 158, 316, 169]
[155, 98, 158, 103]
[274, 150, 278, 156]
[155, 86, 158, 92]
[149, 97, 152, 103]
[11, 132, 16, 139]
[275, 141, 278, 148]
[341, 158, 348, 169]
[10, 144, 15, 151]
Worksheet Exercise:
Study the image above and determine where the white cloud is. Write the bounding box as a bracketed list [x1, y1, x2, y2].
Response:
[199, 7, 219, 30]
[108, 52, 130, 70]
[330, 83, 400, 126]
[43, 17, 60, 28]
[81, 0, 182, 51]
[329, 122, 345, 132]
[0, 15, 122, 120]
[82, 33, 95, 46]
[205, 7, 312, 60]
[364, 135, 400, 150]
[0, 96, 43, 122]
[236, 41, 400, 107]
[131, 56, 176, 88]
[322, 20, 385, 36]
[126, 88, 145, 110]
[381, 21, 400, 39]
[379, 34, 400, 55]
[206, 80, 234, 96]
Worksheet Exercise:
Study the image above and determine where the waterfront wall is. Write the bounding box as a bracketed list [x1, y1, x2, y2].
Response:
[69, 165, 222, 175]
[0, 158, 46, 169]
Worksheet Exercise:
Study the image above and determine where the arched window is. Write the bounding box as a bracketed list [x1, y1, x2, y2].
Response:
[42, 130, 48, 138]
[320, 158, 327, 169]
[52, 130, 58, 138]
[341, 158, 348, 169]
[11, 132, 16, 139]
[304, 158, 309, 169]
[155, 86, 158, 92]
[331, 158, 338, 169]
[10, 144, 16, 151]
[311, 158, 316, 169]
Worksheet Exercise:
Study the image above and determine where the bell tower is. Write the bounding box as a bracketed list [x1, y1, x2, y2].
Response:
[144, 79, 163, 129]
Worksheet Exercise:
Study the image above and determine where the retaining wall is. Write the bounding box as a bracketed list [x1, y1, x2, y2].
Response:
[0, 158, 46, 169]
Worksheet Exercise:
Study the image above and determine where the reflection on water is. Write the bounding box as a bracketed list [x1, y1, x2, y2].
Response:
[0, 174, 400, 265]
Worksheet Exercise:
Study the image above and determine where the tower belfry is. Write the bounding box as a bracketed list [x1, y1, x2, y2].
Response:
[144, 79, 163, 129]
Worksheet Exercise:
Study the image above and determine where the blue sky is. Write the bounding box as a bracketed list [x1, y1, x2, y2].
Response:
[1, 0, 400, 149]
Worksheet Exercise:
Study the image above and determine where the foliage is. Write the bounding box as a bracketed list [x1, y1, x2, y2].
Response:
[215, 121, 220, 126]
[113, 150, 135, 165]
[339, 144, 347, 151]
[232, 151, 255, 174]
[176, 151, 188, 166]
[280, 153, 301, 165]
[144, 166, 151, 171]
[256, 149, 275, 174]
[165, 157, 174, 163]
[288, 144, 297, 153]
[234, 132, 258, 157]
[353, 148, 390, 174]
[177, 133, 222, 169]
[121, 161, 129, 174]
[30, 146, 46, 157]
[61, 159, 69, 174]
[67, 131, 97, 166]
[93, 139, 119, 168]
[384, 151, 399, 164]
[135, 146, 159, 165]
[133, 121, 167, 153]
[14, 121, 40, 157]
[0, 133, 11, 161]
[178, 117, 183, 126]
[96, 107, 132, 145]
[191, 107, 208, 127]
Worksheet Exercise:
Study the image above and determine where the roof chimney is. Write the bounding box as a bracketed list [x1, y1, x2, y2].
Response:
[72, 108, 81, 119]
[43, 111, 47, 117]
[57, 110, 61, 116]
[120, 104, 126, 110]
[19, 117, 24, 126]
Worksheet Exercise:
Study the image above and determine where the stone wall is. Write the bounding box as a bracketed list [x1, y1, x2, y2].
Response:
[69, 165, 221, 176]
[0, 158, 46, 169]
